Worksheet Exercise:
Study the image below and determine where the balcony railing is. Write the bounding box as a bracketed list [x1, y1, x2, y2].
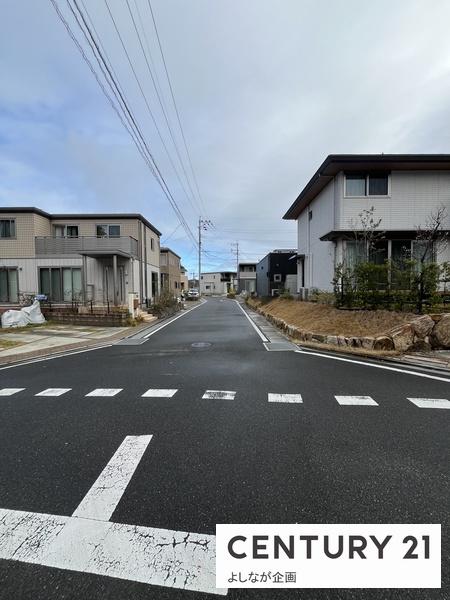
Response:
[35, 236, 139, 258]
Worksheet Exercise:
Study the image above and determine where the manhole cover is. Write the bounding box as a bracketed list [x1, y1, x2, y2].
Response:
[191, 342, 212, 348]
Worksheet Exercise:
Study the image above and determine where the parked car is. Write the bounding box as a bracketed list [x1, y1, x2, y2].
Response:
[187, 288, 199, 299]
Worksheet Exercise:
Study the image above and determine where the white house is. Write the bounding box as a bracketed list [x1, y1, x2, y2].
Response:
[200, 271, 236, 295]
[283, 154, 450, 294]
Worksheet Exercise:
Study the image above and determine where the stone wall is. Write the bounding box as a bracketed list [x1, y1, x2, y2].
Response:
[252, 305, 450, 353]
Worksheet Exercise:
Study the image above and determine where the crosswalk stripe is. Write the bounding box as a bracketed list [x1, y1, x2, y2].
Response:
[407, 397, 450, 410]
[141, 389, 178, 398]
[85, 388, 123, 397]
[268, 393, 303, 403]
[0, 388, 25, 396]
[335, 395, 378, 406]
[202, 390, 236, 400]
[35, 388, 72, 397]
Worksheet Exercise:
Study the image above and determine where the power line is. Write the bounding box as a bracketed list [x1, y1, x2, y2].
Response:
[124, 0, 202, 217]
[147, 0, 207, 217]
[101, 0, 199, 233]
[51, 0, 198, 248]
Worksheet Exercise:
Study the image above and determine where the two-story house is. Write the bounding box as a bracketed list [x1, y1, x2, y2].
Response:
[256, 250, 297, 297]
[237, 262, 257, 294]
[200, 271, 236, 295]
[283, 155, 450, 294]
[0, 207, 161, 306]
[159, 247, 182, 294]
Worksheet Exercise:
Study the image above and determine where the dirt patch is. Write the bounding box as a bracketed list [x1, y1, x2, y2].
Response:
[249, 298, 415, 337]
[0, 339, 24, 350]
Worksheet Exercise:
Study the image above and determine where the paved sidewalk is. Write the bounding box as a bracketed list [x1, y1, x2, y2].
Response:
[0, 324, 136, 365]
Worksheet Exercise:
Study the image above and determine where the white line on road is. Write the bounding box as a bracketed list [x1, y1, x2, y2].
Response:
[143, 299, 206, 339]
[72, 435, 152, 521]
[335, 395, 378, 406]
[0, 509, 224, 595]
[268, 393, 303, 403]
[141, 389, 178, 398]
[202, 390, 236, 400]
[35, 388, 72, 397]
[85, 388, 122, 397]
[0, 388, 25, 396]
[295, 349, 450, 383]
[234, 301, 269, 342]
[407, 397, 450, 409]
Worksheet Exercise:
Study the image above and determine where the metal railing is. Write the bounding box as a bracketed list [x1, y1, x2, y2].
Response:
[35, 236, 138, 257]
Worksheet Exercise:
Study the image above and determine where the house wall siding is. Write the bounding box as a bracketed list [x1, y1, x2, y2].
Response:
[340, 170, 450, 230]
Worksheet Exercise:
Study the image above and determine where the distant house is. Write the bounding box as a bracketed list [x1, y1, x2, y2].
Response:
[180, 265, 189, 291]
[200, 271, 236, 295]
[256, 250, 297, 297]
[237, 262, 257, 294]
[283, 154, 450, 295]
[0, 206, 161, 307]
[160, 247, 182, 294]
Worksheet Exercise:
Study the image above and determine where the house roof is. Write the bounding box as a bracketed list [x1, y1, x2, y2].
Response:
[283, 154, 450, 220]
[160, 246, 181, 259]
[0, 206, 162, 236]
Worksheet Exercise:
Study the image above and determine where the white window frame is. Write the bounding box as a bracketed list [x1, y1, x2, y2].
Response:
[273, 273, 282, 282]
[96, 224, 121, 238]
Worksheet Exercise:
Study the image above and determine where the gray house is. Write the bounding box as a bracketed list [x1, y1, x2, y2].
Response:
[283, 154, 450, 294]
[256, 250, 297, 297]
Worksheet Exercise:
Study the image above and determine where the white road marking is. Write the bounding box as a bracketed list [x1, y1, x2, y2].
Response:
[268, 393, 303, 403]
[73, 435, 152, 521]
[85, 388, 122, 397]
[141, 389, 178, 398]
[0, 388, 25, 396]
[407, 397, 450, 410]
[35, 388, 72, 397]
[335, 395, 378, 406]
[234, 300, 269, 342]
[202, 390, 236, 400]
[143, 299, 206, 339]
[295, 349, 450, 383]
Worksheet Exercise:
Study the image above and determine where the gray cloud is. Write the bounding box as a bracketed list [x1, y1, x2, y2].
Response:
[1, 0, 450, 272]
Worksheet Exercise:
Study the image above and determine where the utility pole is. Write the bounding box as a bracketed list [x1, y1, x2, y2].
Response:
[231, 241, 239, 291]
[198, 218, 213, 295]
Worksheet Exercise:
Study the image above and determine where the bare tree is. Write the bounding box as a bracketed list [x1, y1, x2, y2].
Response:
[348, 206, 384, 260]
[414, 204, 449, 312]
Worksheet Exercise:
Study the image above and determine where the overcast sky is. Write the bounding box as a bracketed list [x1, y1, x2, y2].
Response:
[1, 0, 450, 274]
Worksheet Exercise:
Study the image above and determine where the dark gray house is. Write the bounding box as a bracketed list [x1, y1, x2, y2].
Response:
[256, 249, 297, 296]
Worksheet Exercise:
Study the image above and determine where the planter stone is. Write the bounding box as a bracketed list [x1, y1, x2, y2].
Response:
[311, 333, 326, 343]
[390, 324, 415, 352]
[431, 313, 450, 348]
[361, 337, 375, 350]
[411, 315, 434, 338]
[373, 336, 395, 351]
[326, 335, 339, 346]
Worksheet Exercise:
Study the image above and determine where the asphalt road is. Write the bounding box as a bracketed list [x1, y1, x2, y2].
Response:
[0, 297, 448, 600]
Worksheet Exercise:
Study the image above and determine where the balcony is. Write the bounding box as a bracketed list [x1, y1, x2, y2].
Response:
[35, 236, 139, 258]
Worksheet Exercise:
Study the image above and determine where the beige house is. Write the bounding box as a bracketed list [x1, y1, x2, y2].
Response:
[180, 265, 189, 291]
[0, 207, 161, 306]
[159, 247, 182, 295]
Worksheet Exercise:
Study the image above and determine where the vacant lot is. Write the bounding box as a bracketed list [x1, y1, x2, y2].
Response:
[248, 298, 415, 337]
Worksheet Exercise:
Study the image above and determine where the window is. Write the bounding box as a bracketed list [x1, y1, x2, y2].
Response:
[53, 225, 78, 238]
[150, 238, 154, 251]
[345, 174, 366, 196]
[0, 219, 16, 238]
[345, 173, 389, 196]
[0, 268, 18, 302]
[96, 224, 120, 238]
[412, 240, 435, 264]
[273, 274, 282, 282]
[39, 267, 82, 302]
[368, 174, 389, 195]
[391, 240, 411, 267]
[345, 240, 366, 267]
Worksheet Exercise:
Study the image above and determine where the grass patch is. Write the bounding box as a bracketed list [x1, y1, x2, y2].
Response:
[0, 339, 24, 350]
[248, 298, 414, 337]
